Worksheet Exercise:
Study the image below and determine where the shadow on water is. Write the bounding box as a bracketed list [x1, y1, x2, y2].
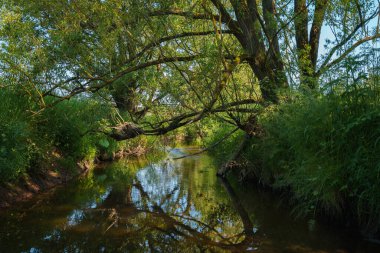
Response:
[0, 147, 380, 252]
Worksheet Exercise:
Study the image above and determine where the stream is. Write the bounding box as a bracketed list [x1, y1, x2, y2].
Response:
[0, 147, 379, 253]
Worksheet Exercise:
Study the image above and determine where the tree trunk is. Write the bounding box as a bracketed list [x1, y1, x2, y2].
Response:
[227, 0, 288, 103]
[217, 133, 250, 177]
[294, 0, 329, 89]
[247, 60, 287, 103]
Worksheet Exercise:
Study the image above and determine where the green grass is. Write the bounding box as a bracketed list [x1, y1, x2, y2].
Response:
[200, 80, 380, 233]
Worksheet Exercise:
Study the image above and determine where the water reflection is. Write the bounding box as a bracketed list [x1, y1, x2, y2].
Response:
[0, 149, 255, 252]
[1, 148, 380, 253]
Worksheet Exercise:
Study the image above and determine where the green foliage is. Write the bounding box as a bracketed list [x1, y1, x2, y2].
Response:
[0, 0, 379, 236]
[200, 119, 244, 166]
[0, 88, 119, 182]
[244, 82, 380, 232]
[39, 98, 114, 161]
[0, 88, 35, 181]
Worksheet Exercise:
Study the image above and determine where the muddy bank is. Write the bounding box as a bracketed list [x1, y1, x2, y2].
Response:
[0, 160, 91, 209]
[0, 145, 150, 209]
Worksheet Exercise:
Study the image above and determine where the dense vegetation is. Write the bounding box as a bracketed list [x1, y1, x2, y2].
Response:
[256, 85, 380, 233]
[0, 86, 154, 181]
[200, 75, 380, 233]
[225, 80, 380, 234]
[1, 0, 380, 235]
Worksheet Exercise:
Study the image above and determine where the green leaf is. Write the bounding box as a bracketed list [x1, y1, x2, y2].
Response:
[98, 138, 110, 148]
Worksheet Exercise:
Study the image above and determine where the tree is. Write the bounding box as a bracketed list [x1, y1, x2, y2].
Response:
[0, 0, 379, 140]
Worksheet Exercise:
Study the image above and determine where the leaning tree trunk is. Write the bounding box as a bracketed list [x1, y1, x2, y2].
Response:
[216, 113, 263, 177]
[216, 133, 251, 177]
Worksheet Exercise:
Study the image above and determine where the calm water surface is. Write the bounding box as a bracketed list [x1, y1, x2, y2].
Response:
[0, 147, 379, 253]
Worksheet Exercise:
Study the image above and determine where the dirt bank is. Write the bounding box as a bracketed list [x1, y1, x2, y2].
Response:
[0, 161, 90, 209]
[0, 145, 150, 209]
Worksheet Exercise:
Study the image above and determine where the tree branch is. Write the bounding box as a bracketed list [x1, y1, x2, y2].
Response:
[209, 0, 240, 32]
[318, 8, 380, 74]
[148, 8, 221, 21]
[107, 98, 261, 141]
[127, 30, 234, 65]
[318, 33, 380, 75]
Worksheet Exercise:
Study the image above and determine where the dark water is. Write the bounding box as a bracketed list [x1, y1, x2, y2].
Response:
[0, 147, 379, 253]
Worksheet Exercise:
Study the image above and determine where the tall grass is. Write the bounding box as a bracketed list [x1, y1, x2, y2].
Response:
[163, 79, 380, 233]
[243, 81, 380, 233]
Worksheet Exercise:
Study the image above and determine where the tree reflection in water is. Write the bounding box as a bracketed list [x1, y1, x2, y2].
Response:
[80, 155, 256, 252]
[0, 149, 256, 253]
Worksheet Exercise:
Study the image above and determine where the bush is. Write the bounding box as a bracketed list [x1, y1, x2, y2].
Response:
[39, 98, 114, 161]
[0, 88, 38, 181]
[0, 88, 119, 182]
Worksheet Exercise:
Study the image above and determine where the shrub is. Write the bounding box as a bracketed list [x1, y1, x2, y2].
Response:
[39, 97, 115, 161]
[0, 88, 119, 182]
[0, 88, 38, 181]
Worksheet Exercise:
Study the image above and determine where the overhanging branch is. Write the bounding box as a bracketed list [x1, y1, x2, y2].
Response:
[107, 99, 261, 141]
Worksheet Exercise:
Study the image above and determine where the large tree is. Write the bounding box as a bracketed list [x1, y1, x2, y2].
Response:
[0, 0, 379, 139]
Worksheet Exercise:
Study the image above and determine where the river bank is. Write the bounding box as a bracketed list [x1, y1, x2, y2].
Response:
[0, 161, 89, 209]
[201, 88, 380, 237]
[0, 145, 150, 209]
